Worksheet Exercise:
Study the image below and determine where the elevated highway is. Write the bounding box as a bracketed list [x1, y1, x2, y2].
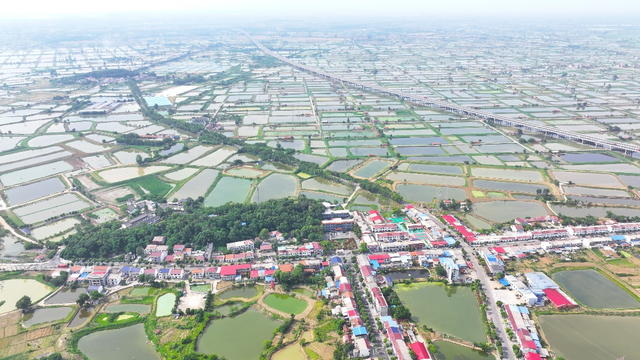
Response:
[245, 33, 638, 155]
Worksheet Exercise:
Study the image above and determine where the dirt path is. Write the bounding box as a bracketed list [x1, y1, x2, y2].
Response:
[0, 215, 38, 244]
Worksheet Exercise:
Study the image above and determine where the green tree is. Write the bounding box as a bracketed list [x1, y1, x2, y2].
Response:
[435, 264, 447, 278]
[15, 296, 32, 311]
[259, 228, 270, 240]
[77, 292, 90, 307]
[90, 290, 104, 301]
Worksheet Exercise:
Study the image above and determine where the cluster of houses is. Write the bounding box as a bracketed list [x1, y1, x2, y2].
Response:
[322, 254, 433, 359]
[367, 248, 468, 283]
[221, 238, 324, 262]
[498, 272, 578, 360]
[60, 265, 122, 293]
[144, 237, 206, 264]
[446, 212, 640, 245]
[352, 205, 457, 253]
[325, 256, 373, 358]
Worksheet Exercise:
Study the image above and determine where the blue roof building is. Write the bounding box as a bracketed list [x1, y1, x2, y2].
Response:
[353, 326, 368, 336]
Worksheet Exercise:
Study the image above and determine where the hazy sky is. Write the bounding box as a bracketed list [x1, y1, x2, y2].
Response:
[3, 0, 640, 19]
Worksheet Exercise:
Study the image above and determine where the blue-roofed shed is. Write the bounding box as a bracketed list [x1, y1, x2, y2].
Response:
[330, 256, 343, 264]
[611, 235, 626, 241]
[370, 260, 380, 269]
[518, 306, 530, 314]
[499, 278, 510, 286]
[353, 326, 368, 336]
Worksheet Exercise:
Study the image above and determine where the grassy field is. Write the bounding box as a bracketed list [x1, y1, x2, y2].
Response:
[127, 176, 172, 197]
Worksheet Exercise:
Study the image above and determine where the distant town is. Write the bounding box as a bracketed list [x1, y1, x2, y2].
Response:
[2, 15, 640, 360]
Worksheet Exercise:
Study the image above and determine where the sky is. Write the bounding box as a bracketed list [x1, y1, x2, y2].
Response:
[2, 0, 640, 19]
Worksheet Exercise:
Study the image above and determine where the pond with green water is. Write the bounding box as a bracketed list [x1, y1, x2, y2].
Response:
[472, 201, 548, 223]
[78, 323, 160, 360]
[553, 269, 639, 309]
[218, 286, 258, 300]
[205, 177, 252, 207]
[539, 315, 640, 360]
[353, 160, 391, 178]
[433, 341, 494, 360]
[196, 308, 280, 359]
[395, 283, 486, 343]
[252, 174, 297, 202]
[156, 293, 176, 317]
[264, 293, 308, 314]
[23, 307, 72, 327]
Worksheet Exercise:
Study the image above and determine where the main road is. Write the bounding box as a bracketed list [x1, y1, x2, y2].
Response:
[243, 31, 638, 155]
[416, 207, 515, 359]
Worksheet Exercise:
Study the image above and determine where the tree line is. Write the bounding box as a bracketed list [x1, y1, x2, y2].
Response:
[60, 197, 325, 260]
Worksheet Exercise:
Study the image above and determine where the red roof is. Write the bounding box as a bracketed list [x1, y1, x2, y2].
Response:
[410, 342, 430, 360]
[430, 241, 448, 247]
[493, 247, 506, 254]
[368, 254, 390, 261]
[543, 288, 575, 308]
[219, 264, 251, 276]
[524, 353, 542, 360]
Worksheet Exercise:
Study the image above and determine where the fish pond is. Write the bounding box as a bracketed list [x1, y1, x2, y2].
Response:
[69, 306, 94, 327]
[539, 315, 640, 360]
[302, 178, 352, 195]
[22, 306, 73, 327]
[353, 160, 392, 178]
[204, 177, 252, 207]
[0, 279, 52, 314]
[396, 184, 467, 203]
[218, 286, 258, 300]
[472, 201, 548, 223]
[264, 293, 308, 314]
[0, 236, 26, 259]
[552, 269, 639, 309]
[395, 283, 486, 343]
[45, 287, 87, 305]
[156, 293, 176, 316]
[78, 323, 160, 360]
[196, 308, 280, 359]
[386, 269, 430, 281]
[252, 174, 297, 202]
[432, 341, 494, 360]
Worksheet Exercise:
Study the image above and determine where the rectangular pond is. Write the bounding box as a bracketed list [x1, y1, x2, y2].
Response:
[169, 169, 219, 201]
[539, 315, 640, 360]
[13, 193, 89, 224]
[553, 269, 639, 309]
[472, 201, 548, 223]
[395, 283, 487, 343]
[0, 160, 73, 186]
[204, 177, 252, 207]
[353, 160, 392, 178]
[4, 177, 66, 205]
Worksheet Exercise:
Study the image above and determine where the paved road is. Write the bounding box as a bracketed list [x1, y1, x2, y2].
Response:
[462, 242, 516, 360]
[345, 258, 389, 360]
[420, 207, 514, 359]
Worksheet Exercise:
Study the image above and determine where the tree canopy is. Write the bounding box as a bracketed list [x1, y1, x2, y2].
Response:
[60, 197, 324, 260]
[15, 296, 32, 311]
